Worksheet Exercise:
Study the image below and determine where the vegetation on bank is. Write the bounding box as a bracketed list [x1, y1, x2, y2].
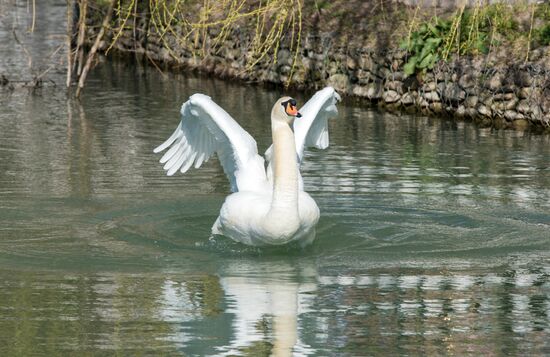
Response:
[89, 1, 550, 78]
[4, 1, 549, 95]
[68, 0, 303, 95]
[401, 1, 550, 76]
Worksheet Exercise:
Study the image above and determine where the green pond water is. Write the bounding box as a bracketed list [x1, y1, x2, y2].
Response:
[1, 1, 549, 356]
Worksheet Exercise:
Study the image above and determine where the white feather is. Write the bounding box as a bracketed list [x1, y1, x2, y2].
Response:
[154, 93, 268, 192]
[293, 86, 340, 162]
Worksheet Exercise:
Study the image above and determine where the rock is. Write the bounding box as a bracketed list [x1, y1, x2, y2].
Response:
[264, 70, 280, 83]
[435, 71, 451, 82]
[429, 102, 443, 113]
[505, 99, 518, 110]
[400, 76, 418, 92]
[440, 82, 466, 102]
[386, 80, 403, 93]
[385, 102, 401, 112]
[459, 73, 477, 89]
[492, 116, 507, 129]
[328, 62, 340, 75]
[492, 99, 518, 112]
[161, 48, 173, 62]
[417, 97, 430, 108]
[303, 36, 314, 50]
[478, 105, 492, 117]
[465, 108, 478, 118]
[423, 82, 437, 91]
[504, 110, 520, 121]
[529, 105, 542, 120]
[456, 105, 466, 118]
[301, 58, 313, 70]
[393, 50, 407, 60]
[352, 85, 369, 97]
[359, 54, 377, 72]
[464, 87, 478, 96]
[356, 69, 377, 83]
[401, 92, 416, 105]
[230, 59, 241, 69]
[383, 90, 401, 103]
[389, 71, 405, 81]
[366, 83, 383, 99]
[517, 100, 531, 114]
[328, 74, 350, 93]
[487, 73, 504, 91]
[423, 91, 440, 102]
[513, 119, 530, 130]
[513, 71, 533, 87]
[493, 93, 516, 101]
[224, 48, 240, 60]
[310, 53, 326, 62]
[465, 96, 479, 108]
[483, 96, 494, 106]
[346, 57, 357, 70]
[279, 65, 291, 75]
[519, 87, 542, 99]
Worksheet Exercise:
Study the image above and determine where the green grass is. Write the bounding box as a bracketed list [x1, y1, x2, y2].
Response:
[401, 2, 550, 76]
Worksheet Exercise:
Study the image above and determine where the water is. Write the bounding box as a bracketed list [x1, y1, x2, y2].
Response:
[1, 2, 549, 356]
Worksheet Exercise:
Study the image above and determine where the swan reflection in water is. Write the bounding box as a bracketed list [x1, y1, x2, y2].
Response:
[160, 260, 317, 356]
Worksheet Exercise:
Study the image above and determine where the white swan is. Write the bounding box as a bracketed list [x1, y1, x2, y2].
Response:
[154, 87, 340, 246]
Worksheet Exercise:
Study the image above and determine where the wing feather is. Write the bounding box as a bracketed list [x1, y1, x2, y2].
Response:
[154, 94, 268, 192]
[154, 122, 182, 153]
[293, 86, 340, 163]
[264, 87, 339, 189]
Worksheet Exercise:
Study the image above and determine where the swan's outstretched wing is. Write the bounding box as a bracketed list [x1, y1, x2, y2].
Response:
[154, 94, 268, 192]
[293, 86, 340, 164]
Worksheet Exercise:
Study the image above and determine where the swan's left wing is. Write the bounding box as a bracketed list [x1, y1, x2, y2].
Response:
[293, 86, 340, 164]
[154, 94, 267, 192]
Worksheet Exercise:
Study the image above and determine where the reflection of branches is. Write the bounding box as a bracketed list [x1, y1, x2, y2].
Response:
[0, 2, 64, 89]
[10, 28, 60, 88]
[11, 29, 32, 69]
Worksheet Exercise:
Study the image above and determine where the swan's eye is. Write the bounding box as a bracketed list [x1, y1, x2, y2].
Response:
[281, 99, 301, 117]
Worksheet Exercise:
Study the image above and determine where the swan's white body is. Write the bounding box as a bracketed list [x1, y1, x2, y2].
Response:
[154, 87, 340, 246]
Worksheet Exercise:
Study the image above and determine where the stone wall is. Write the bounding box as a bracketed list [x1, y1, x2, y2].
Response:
[90, 7, 550, 132]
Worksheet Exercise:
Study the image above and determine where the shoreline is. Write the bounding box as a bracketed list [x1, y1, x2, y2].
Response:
[80, 1, 550, 132]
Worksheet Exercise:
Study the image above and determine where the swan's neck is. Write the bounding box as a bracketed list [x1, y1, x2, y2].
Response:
[269, 121, 298, 215]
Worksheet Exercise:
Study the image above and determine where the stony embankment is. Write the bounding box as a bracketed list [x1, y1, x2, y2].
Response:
[88, 4, 550, 132]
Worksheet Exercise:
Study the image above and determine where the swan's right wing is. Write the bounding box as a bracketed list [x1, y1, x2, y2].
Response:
[264, 87, 340, 189]
[154, 94, 267, 192]
[293, 86, 340, 164]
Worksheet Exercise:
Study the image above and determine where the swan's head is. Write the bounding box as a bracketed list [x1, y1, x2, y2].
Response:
[272, 96, 302, 125]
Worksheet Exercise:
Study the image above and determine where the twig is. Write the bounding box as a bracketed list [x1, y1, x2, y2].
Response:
[145, 51, 168, 78]
[66, 0, 73, 88]
[75, 0, 88, 76]
[12, 29, 33, 69]
[31, 0, 36, 32]
[76, 0, 116, 97]
[525, 3, 535, 64]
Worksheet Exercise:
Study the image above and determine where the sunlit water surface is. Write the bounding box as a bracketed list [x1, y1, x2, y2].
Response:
[1, 1, 549, 356]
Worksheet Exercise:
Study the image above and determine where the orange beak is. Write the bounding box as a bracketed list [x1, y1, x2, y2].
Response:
[286, 105, 302, 117]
